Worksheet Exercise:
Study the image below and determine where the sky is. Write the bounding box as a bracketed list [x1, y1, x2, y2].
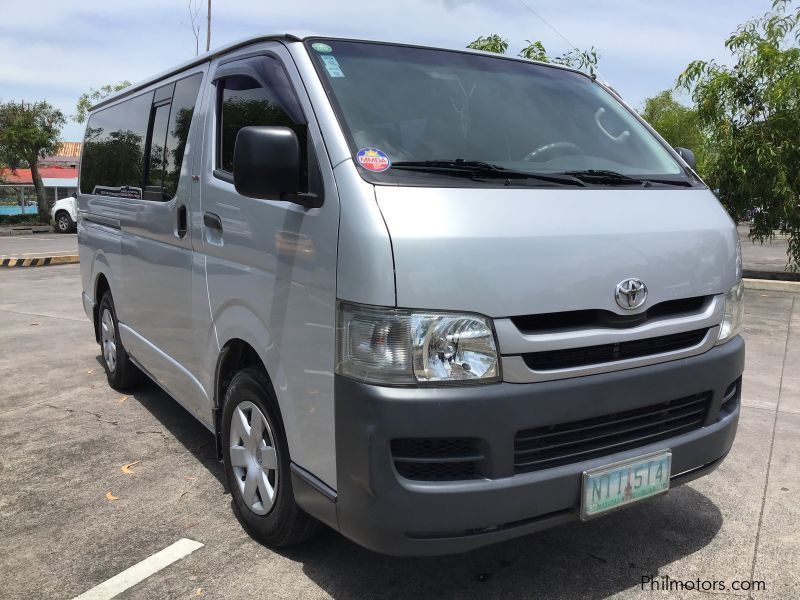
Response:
[0, 0, 771, 141]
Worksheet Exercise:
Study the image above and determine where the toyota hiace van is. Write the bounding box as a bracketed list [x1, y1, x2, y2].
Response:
[78, 34, 744, 555]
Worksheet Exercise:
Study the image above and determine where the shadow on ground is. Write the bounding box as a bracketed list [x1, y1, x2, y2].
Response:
[106, 356, 724, 599]
[282, 485, 722, 599]
[97, 355, 227, 489]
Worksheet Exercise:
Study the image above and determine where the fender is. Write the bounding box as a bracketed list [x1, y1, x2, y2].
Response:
[89, 250, 115, 341]
[206, 301, 299, 450]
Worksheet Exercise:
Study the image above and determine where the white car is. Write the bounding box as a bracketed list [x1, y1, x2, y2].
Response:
[51, 194, 77, 233]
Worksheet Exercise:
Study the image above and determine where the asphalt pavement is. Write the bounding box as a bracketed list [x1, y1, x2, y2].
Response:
[0, 232, 78, 258]
[0, 265, 798, 599]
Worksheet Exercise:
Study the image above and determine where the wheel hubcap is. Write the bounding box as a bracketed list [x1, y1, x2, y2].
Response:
[229, 401, 278, 515]
[59, 215, 69, 230]
[100, 308, 117, 373]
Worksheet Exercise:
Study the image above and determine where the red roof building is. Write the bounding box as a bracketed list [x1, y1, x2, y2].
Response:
[0, 166, 78, 184]
[0, 142, 81, 213]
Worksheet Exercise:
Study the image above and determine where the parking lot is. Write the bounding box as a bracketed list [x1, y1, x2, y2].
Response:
[0, 233, 77, 258]
[0, 264, 798, 599]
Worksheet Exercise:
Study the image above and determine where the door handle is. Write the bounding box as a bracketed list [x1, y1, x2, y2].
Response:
[204, 212, 223, 231]
[177, 205, 188, 238]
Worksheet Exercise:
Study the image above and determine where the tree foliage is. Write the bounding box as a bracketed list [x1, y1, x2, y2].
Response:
[640, 90, 707, 172]
[468, 34, 599, 76]
[678, 0, 800, 268]
[467, 34, 509, 55]
[0, 100, 66, 221]
[74, 81, 132, 123]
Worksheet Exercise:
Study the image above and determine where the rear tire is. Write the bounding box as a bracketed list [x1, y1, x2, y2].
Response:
[54, 211, 75, 233]
[98, 292, 143, 391]
[222, 367, 320, 548]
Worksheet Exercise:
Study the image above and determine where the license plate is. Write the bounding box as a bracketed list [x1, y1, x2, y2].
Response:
[581, 450, 672, 519]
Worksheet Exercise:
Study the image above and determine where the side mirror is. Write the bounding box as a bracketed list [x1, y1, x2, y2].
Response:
[233, 126, 319, 206]
[674, 147, 696, 171]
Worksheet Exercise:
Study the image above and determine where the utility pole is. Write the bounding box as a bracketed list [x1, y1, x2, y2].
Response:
[206, 0, 211, 52]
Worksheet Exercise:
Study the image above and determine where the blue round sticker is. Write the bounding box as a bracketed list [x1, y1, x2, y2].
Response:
[356, 148, 391, 172]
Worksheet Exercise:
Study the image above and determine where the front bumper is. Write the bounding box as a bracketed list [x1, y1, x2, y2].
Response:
[323, 336, 744, 556]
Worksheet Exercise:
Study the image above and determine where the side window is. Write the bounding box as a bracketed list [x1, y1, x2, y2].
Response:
[217, 75, 297, 173]
[143, 74, 203, 201]
[80, 73, 203, 200]
[163, 73, 203, 198]
[212, 56, 323, 202]
[80, 92, 153, 198]
[143, 102, 170, 200]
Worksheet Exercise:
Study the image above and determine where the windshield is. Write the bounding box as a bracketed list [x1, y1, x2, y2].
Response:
[307, 39, 695, 187]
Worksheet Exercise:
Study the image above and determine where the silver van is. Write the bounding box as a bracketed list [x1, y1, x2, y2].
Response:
[78, 34, 745, 556]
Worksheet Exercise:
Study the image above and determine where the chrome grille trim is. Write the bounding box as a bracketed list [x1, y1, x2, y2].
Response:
[495, 294, 722, 355]
[502, 326, 719, 383]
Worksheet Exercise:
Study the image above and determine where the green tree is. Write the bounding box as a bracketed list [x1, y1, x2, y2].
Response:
[678, 0, 800, 268]
[0, 101, 66, 222]
[468, 34, 600, 76]
[74, 81, 131, 123]
[467, 34, 509, 55]
[640, 90, 707, 173]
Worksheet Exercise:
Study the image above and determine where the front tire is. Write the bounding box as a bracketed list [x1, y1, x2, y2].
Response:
[54, 211, 75, 233]
[222, 367, 319, 548]
[97, 292, 142, 391]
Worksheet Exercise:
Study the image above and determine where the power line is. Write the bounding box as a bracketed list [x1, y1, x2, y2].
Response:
[514, 0, 607, 81]
[515, 0, 579, 54]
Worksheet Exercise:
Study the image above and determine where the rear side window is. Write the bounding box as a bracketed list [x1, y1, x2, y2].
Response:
[80, 92, 153, 197]
[163, 73, 203, 198]
[144, 102, 171, 198]
[80, 72, 203, 200]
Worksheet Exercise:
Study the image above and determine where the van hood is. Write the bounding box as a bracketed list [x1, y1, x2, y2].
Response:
[374, 187, 738, 318]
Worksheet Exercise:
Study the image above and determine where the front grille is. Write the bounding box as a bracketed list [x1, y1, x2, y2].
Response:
[522, 328, 708, 371]
[514, 392, 712, 474]
[511, 296, 710, 333]
[391, 438, 482, 481]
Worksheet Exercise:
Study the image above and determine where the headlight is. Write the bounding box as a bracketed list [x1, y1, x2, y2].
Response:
[336, 302, 500, 385]
[717, 281, 744, 345]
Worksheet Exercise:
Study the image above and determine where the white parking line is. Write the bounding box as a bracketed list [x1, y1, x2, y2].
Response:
[71, 538, 204, 600]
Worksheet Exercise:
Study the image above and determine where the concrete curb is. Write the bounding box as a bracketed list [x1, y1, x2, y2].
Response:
[1, 254, 79, 268]
[743, 277, 800, 293]
[743, 269, 800, 283]
[0, 226, 53, 237]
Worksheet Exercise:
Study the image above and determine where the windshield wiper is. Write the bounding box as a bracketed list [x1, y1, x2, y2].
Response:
[563, 170, 645, 186]
[391, 160, 586, 187]
[563, 170, 693, 187]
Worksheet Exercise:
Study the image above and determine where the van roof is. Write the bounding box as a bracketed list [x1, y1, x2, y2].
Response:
[90, 33, 304, 111]
[90, 33, 587, 112]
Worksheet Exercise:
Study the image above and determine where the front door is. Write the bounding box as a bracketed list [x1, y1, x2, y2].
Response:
[196, 44, 340, 488]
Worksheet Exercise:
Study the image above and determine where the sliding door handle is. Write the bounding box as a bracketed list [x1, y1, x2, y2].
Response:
[203, 212, 223, 231]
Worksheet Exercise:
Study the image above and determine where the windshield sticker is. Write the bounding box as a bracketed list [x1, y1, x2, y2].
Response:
[312, 42, 333, 53]
[320, 54, 345, 78]
[356, 148, 391, 172]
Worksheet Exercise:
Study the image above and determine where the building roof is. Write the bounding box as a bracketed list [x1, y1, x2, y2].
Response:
[0, 166, 78, 185]
[52, 142, 82, 158]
